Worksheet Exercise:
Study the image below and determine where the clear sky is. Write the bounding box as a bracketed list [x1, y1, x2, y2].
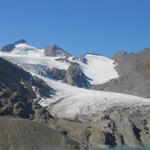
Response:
[0, 0, 150, 57]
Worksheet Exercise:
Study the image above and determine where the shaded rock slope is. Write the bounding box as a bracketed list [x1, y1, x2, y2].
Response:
[0, 57, 55, 119]
[92, 49, 150, 98]
[65, 63, 91, 88]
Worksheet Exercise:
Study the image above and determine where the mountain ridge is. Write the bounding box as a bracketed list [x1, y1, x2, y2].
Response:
[0, 40, 150, 149]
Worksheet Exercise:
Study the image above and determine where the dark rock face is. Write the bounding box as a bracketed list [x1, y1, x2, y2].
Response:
[0, 57, 54, 97]
[73, 56, 88, 64]
[0, 57, 54, 120]
[44, 44, 71, 57]
[0, 57, 32, 91]
[14, 39, 27, 45]
[65, 63, 91, 88]
[32, 76, 54, 97]
[92, 49, 150, 98]
[49, 65, 91, 88]
[0, 44, 15, 52]
[0, 91, 33, 118]
[51, 67, 66, 81]
[21, 63, 91, 88]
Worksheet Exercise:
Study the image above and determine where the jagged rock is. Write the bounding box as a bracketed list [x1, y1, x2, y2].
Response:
[0, 57, 54, 98]
[14, 39, 27, 45]
[32, 76, 54, 97]
[65, 63, 90, 88]
[0, 57, 54, 119]
[44, 44, 71, 57]
[51, 67, 66, 81]
[72, 56, 88, 64]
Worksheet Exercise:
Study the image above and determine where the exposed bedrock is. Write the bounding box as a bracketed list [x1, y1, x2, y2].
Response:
[92, 49, 150, 98]
[48, 106, 150, 149]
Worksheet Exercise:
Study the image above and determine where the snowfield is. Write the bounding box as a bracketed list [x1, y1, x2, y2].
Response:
[79, 54, 119, 84]
[0, 52, 69, 70]
[0, 47, 119, 85]
[39, 77, 150, 122]
[1, 43, 150, 122]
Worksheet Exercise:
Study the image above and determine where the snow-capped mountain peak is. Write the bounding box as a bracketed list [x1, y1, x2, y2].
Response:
[11, 43, 43, 55]
[14, 39, 27, 45]
[0, 39, 45, 56]
[0, 40, 119, 85]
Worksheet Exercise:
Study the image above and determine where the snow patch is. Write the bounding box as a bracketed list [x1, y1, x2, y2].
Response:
[70, 54, 119, 84]
[0, 52, 68, 70]
[11, 43, 45, 56]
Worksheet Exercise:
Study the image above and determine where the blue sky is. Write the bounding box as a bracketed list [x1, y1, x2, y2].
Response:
[0, 0, 150, 57]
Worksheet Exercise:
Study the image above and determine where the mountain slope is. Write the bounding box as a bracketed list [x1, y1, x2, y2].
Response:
[0, 41, 119, 86]
[1, 40, 150, 148]
[0, 57, 82, 150]
[92, 49, 150, 98]
[0, 57, 54, 119]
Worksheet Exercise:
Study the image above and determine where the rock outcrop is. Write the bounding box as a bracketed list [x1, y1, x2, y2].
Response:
[65, 63, 91, 88]
[0, 57, 54, 97]
[44, 44, 71, 57]
[49, 105, 150, 149]
[0, 57, 54, 119]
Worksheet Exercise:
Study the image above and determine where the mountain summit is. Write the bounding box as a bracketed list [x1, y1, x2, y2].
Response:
[44, 44, 71, 57]
[0, 39, 28, 52]
[14, 39, 27, 45]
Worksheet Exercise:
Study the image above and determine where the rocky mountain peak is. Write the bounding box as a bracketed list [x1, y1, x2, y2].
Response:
[14, 39, 27, 45]
[44, 44, 71, 57]
[0, 39, 27, 52]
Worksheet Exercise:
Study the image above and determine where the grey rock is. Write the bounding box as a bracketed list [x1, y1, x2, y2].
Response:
[44, 44, 71, 57]
[0, 117, 80, 150]
[49, 105, 150, 149]
[51, 67, 66, 81]
[65, 63, 91, 88]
